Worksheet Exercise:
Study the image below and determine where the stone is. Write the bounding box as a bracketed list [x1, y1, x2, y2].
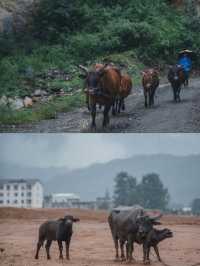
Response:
[23, 96, 33, 107]
[8, 97, 24, 110]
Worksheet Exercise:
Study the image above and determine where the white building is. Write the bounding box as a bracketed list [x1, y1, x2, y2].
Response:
[0, 179, 43, 208]
[51, 193, 80, 208]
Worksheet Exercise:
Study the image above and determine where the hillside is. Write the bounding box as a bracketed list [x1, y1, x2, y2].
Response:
[1, 154, 200, 205]
[0, 0, 200, 125]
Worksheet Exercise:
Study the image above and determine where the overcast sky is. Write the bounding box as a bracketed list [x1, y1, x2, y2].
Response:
[0, 134, 200, 169]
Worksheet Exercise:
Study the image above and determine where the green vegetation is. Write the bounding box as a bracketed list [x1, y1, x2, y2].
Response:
[113, 171, 170, 210]
[0, 92, 84, 124]
[0, 0, 200, 124]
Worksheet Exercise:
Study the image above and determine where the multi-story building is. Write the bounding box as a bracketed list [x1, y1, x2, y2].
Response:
[0, 179, 43, 208]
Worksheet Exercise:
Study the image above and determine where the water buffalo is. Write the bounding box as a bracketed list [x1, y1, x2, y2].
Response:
[79, 64, 121, 129]
[142, 69, 159, 108]
[35, 215, 79, 260]
[108, 205, 162, 262]
[168, 65, 186, 102]
[135, 228, 173, 264]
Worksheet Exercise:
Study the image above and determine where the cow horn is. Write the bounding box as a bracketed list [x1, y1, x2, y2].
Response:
[150, 213, 163, 221]
[78, 65, 88, 73]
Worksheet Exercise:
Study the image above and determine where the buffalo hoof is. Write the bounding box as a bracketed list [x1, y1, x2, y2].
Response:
[144, 260, 150, 265]
[59, 256, 63, 260]
[35, 256, 38, 260]
[47, 256, 51, 260]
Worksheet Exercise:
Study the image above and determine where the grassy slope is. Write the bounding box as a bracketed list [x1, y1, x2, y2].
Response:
[0, 51, 144, 124]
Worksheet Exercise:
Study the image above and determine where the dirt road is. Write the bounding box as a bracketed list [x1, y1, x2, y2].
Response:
[1, 79, 200, 133]
[0, 208, 200, 266]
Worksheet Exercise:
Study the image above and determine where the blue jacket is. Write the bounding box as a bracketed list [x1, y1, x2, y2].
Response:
[178, 56, 192, 72]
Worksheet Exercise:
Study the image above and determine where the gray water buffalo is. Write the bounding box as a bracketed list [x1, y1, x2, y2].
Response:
[108, 205, 162, 262]
[35, 215, 79, 260]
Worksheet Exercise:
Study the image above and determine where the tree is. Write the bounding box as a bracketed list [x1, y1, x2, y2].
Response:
[138, 173, 169, 210]
[191, 198, 200, 215]
[113, 171, 138, 206]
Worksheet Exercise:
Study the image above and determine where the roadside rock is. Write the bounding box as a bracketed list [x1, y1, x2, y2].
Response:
[8, 97, 24, 110]
[33, 89, 48, 97]
[0, 95, 8, 107]
[23, 96, 33, 107]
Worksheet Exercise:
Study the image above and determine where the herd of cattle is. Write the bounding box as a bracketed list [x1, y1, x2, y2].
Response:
[35, 205, 173, 264]
[78, 63, 188, 129]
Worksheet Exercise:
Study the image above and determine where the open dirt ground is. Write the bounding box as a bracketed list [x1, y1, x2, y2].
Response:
[0, 208, 200, 266]
[1, 78, 200, 133]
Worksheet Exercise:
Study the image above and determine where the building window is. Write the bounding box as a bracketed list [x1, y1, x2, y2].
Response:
[21, 200, 24, 204]
[0, 200, 3, 204]
[0, 185, 3, 189]
[27, 192, 32, 197]
[14, 193, 18, 197]
[7, 200, 10, 204]
[21, 192, 24, 197]
[14, 200, 18, 204]
[21, 186, 25, 190]
[14, 185, 18, 190]
[6, 185, 10, 190]
[0, 193, 3, 197]
[27, 185, 32, 190]
[27, 199, 31, 204]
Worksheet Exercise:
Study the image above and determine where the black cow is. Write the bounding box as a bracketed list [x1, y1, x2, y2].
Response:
[168, 65, 186, 102]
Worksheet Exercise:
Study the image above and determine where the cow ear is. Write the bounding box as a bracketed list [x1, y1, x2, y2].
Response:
[73, 218, 80, 222]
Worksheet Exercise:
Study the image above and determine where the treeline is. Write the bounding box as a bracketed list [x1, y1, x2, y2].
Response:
[1, 0, 200, 63]
[113, 172, 170, 210]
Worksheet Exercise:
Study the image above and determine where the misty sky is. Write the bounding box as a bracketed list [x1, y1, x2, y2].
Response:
[0, 133, 200, 169]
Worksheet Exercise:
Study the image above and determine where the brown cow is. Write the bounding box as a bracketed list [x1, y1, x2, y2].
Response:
[142, 69, 159, 108]
[116, 74, 132, 113]
[79, 64, 121, 129]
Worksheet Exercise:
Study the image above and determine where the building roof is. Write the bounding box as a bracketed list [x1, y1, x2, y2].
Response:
[0, 178, 42, 186]
[52, 193, 80, 200]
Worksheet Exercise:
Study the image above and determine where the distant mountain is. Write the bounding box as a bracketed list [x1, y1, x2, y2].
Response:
[0, 162, 69, 184]
[45, 154, 200, 205]
[1, 154, 200, 205]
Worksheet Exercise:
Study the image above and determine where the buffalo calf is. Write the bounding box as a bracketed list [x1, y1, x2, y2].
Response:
[35, 215, 79, 260]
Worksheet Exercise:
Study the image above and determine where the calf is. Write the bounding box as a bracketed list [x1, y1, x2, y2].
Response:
[142, 69, 159, 108]
[168, 65, 186, 102]
[35, 215, 79, 260]
[135, 228, 173, 264]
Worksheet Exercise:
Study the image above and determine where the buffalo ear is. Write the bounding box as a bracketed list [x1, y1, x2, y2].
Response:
[73, 217, 80, 222]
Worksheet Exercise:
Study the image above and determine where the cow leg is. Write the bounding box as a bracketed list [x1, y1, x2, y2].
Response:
[143, 244, 150, 264]
[57, 240, 63, 259]
[114, 237, 119, 260]
[144, 90, 148, 108]
[103, 105, 111, 128]
[86, 93, 91, 111]
[90, 103, 96, 129]
[177, 87, 181, 102]
[153, 245, 161, 262]
[127, 235, 134, 262]
[173, 87, 177, 102]
[35, 240, 43, 259]
[119, 240, 126, 261]
[112, 100, 116, 116]
[122, 99, 125, 111]
[65, 238, 71, 260]
[45, 240, 52, 260]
